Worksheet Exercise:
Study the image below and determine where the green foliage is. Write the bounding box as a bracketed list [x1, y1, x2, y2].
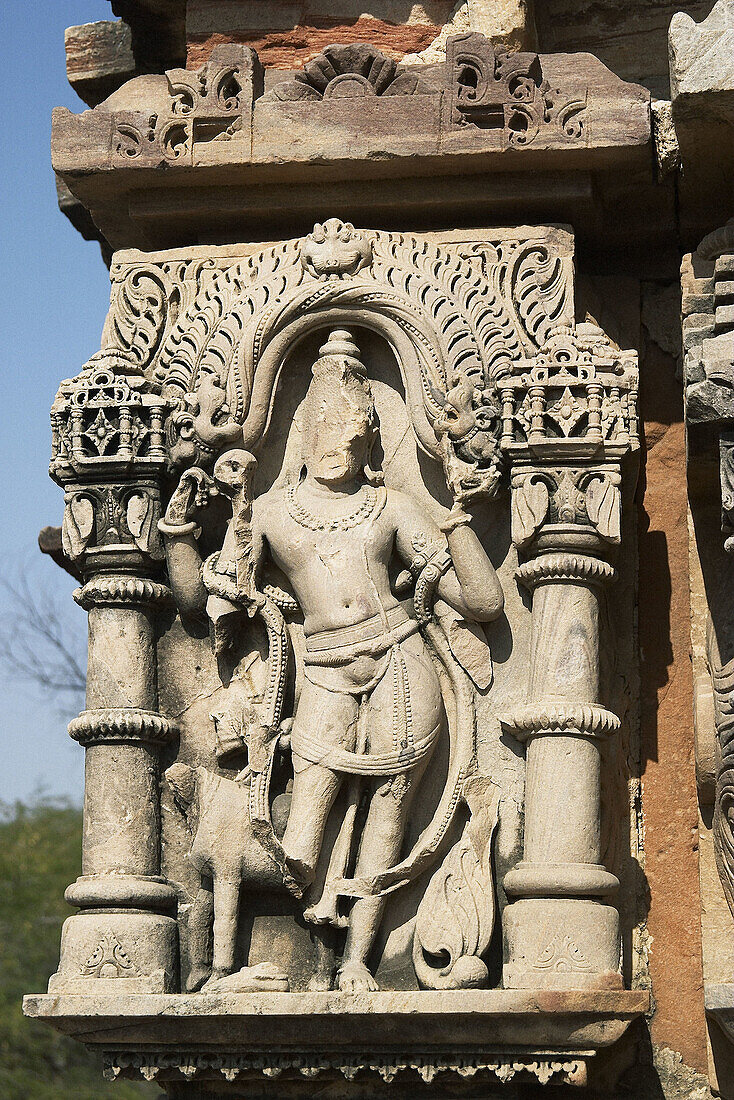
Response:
[0, 798, 157, 1099]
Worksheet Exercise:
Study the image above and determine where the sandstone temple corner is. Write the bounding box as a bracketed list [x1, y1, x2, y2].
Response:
[21, 2, 734, 1097]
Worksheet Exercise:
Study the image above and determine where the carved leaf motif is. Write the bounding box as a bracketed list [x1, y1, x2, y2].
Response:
[62, 496, 94, 560]
[535, 933, 592, 972]
[126, 491, 158, 553]
[447, 619, 493, 690]
[413, 780, 500, 989]
[82, 932, 135, 978]
[126, 492, 150, 538]
[146, 229, 530, 452]
[511, 477, 549, 548]
[584, 477, 620, 542]
[512, 245, 572, 349]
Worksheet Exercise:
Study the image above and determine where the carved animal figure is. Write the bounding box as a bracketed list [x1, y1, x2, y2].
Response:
[165, 761, 290, 993]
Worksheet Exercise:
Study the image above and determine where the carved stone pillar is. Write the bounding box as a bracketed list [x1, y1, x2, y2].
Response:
[47, 351, 178, 993]
[499, 324, 638, 989]
[683, 220, 734, 1064]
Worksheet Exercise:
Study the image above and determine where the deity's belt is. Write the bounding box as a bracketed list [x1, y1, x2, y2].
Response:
[291, 723, 439, 777]
[303, 605, 419, 667]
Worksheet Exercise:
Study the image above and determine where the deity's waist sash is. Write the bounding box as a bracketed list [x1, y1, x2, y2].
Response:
[294, 606, 440, 775]
[304, 604, 419, 667]
[291, 722, 439, 776]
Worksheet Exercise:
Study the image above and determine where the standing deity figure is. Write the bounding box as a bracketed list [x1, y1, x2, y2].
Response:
[162, 330, 503, 993]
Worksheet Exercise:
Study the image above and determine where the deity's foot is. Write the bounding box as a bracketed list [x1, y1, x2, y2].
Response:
[307, 971, 333, 992]
[303, 898, 347, 928]
[337, 961, 379, 993]
[185, 966, 211, 993]
[200, 962, 290, 994]
[285, 854, 315, 889]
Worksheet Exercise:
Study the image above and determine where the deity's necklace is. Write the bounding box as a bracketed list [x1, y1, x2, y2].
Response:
[286, 482, 378, 532]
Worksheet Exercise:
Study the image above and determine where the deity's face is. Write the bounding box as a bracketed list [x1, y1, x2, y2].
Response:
[302, 360, 375, 486]
[306, 401, 371, 485]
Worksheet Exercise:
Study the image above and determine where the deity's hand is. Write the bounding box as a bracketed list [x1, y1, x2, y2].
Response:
[434, 424, 474, 508]
[163, 467, 218, 529]
[213, 449, 258, 502]
[435, 413, 502, 508]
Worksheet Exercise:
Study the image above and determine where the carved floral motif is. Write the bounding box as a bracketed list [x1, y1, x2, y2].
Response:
[447, 33, 587, 146]
[535, 934, 592, 974]
[111, 45, 261, 164]
[262, 44, 430, 102]
[82, 933, 136, 979]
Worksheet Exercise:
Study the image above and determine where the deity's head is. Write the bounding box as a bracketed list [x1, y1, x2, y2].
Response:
[301, 329, 381, 486]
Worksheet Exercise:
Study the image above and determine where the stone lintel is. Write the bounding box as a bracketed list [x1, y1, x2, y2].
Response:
[23, 989, 648, 1049]
[51, 38, 651, 252]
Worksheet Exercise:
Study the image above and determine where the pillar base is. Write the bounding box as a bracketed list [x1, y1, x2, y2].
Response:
[48, 909, 178, 994]
[503, 897, 621, 990]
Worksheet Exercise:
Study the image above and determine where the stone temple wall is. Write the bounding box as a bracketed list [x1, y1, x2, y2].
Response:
[24, 2, 734, 1098]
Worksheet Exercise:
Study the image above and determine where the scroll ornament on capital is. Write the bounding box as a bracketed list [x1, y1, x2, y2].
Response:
[51, 219, 639, 996]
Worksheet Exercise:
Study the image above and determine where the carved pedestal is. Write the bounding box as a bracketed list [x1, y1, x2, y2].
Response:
[47, 357, 178, 993]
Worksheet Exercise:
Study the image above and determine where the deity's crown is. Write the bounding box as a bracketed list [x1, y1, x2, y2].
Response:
[312, 328, 366, 379]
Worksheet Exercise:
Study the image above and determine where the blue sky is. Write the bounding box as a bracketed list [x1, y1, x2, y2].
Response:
[1, 1, 114, 803]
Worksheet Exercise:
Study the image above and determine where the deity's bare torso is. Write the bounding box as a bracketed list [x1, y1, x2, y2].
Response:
[255, 480, 463, 636]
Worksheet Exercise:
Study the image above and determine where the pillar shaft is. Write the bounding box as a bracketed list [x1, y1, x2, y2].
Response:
[49, 573, 178, 993]
[502, 549, 622, 991]
[46, 355, 180, 994]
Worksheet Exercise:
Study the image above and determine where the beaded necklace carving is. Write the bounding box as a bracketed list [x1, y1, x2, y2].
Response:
[286, 483, 378, 532]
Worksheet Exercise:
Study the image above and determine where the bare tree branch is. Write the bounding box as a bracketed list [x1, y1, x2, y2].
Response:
[0, 565, 86, 716]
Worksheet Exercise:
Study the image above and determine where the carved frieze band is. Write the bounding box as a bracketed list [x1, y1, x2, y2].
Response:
[103, 1050, 589, 1087]
[100, 38, 589, 167]
[68, 708, 175, 747]
[74, 576, 172, 610]
[515, 554, 616, 588]
[500, 703, 620, 742]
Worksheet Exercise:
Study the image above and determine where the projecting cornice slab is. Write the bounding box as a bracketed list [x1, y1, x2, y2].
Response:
[51, 36, 651, 251]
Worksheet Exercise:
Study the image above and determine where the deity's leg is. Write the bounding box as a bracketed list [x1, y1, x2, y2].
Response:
[210, 878, 241, 978]
[339, 758, 428, 991]
[185, 885, 214, 992]
[282, 757, 343, 885]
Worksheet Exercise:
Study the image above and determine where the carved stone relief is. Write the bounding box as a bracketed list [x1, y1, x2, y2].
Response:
[684, 221, 734, 926]
[445, 32, 587, 144]
[261, 43, 431, 101]
[34, 217, 644, 1083]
